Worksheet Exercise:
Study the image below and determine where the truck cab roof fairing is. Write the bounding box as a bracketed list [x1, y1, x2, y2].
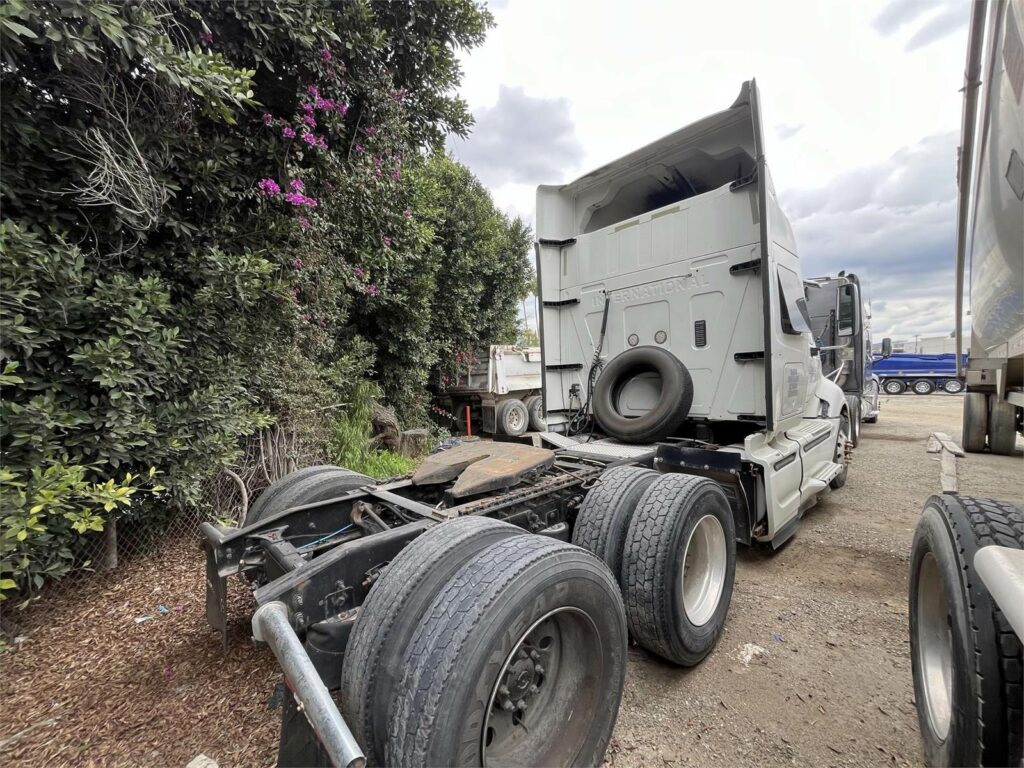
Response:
[537, 82, 757, 241]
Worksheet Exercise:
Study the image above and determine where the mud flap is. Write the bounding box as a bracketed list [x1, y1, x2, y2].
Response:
[202, 531, 229, 651]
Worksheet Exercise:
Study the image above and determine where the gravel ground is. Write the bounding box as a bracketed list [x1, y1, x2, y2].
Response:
[1, 394, 1020, 767]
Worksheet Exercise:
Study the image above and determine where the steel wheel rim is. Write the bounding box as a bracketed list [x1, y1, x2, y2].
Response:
[944, 380, 962, 394]
[916, 552, 953, 740]
[680, 514, 727, 627]
[915, 381, 931, 394]
[884, 381, 901, 394]
[506, 405, 525, 432]
[481, 607, 603, 766]
[835, 412, 850, 467]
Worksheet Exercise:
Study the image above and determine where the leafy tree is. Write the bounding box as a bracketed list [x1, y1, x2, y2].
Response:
[0, 0, 520, 599]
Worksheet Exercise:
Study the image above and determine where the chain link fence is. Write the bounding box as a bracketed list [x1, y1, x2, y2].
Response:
[48, 425, 328, 596]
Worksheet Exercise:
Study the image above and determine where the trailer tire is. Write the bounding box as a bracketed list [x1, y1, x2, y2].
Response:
[621, 473, 736, 666]
[496, 398, 529, 436]
[572, 466, 659, 581]
[943, 379, 965, 394]
[524, 395, 546, 432]
[387, 536, 627, 767]
[962, 392, 989, 453]
[909, 495, 1024, 768]
[989, 398, 1019, 456]
[883, 379, 906, 395]
[593, 346, 693, 443]
[912, 379, 935, 395]
[243, 465, 370, 527]
[341, 516, 524, 765]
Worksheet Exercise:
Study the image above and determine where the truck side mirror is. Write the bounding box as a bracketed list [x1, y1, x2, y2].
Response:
[881, 338, 892, 358]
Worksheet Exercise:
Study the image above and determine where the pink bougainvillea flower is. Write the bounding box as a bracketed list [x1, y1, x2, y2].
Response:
[383, 236, 392, 247]
[302, 132, 317, 146]
[374, 170, 382, 179]
[403, 209, 412, 219]
[392, 169, 401, 181]
[366, 283, 379, 296]
[291, 286, 301, 298]
[299, 313, 311, 322]
[199, 30, 213, 45]
[324, 182, 335, 193]
[315, 97, 334, 110]
[282, 126, 296, 139]
[354, 267, 364, 277]
[298, 216, 311, 230]
[257, 178, 281, 196]
[262, 113, 274, 126]
[291, 258, 304, 269]
[354, 143, 365, 154]
[373, 155, 382, 167]
[284, 192, 318, 207]
[316, 135, 328, 150]
[274, 295, 287, 304]
[320, 48, 333, 62]
[289, 178, 304, 193]
[365, 126, 378, 136]
[307, 85, 320, 99]
[302, 101, 314, 114]
[336, 103, 349, 118]
[303, 113, 317, 127]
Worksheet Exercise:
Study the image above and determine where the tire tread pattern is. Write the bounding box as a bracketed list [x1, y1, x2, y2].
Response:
[622, 473, 723, 663]
[943, 495, 1024, 764]
[388, 536, 622, 766]
[340, 516, 522, 763]
[572, 466, 658, 576]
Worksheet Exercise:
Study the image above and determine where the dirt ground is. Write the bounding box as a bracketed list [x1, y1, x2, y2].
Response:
[1, 395, 1021, 767]
[610, 394, 1023, 768]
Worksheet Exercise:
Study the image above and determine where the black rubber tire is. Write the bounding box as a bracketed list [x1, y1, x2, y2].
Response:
[962, 392, 989, 453]
[572, 465, 659, 581]
[454, 402, 471, 435]
[496, 398, 529, 436]
[989, 398, 1019, 456]
[524, 394, 546, 432]
[883, 379, 906, 395]
[243, 465, 369, 527]
[912, 379, 935, 395]
[592, 346, 693, 444]
[943, 378, 965, 394]
[909, 495, 1024, 767]
[387, 536, 627, 767]
[621, 473, 736, 666]
[829, 409, 850, 490]
[340, 516, 524, 765]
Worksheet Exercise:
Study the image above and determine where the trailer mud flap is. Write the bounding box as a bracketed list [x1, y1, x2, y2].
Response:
[202, 524, 230, 650]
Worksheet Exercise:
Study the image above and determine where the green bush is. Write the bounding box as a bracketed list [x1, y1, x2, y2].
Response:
[328, 381, 419, 480]
[0, 0, 528, 599]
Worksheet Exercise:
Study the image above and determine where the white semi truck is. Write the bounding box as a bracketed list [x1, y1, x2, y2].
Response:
[536, 79, 852, 549]
[908, 1, 1024, 766]
[204, 81, 857, 768]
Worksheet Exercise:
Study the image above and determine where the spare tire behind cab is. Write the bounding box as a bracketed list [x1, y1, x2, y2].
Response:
[593, 346, 693, 443]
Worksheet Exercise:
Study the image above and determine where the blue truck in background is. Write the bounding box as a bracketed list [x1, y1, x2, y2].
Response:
[873, 353, 966, 395]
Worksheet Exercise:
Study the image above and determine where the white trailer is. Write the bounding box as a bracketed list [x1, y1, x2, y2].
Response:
[440, 344, 545, 436]
[535, 80, 851, 549]
[909, 2, 1024, 766]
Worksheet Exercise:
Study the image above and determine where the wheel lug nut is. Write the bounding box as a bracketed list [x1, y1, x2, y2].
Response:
[516, 700, 528, 711]
[528, 684, 539, 694]
[502, 700, 514, 712]
[534, 664, 544, 674]
[498, 685, 509, 696]
[529, 649, 540, 661]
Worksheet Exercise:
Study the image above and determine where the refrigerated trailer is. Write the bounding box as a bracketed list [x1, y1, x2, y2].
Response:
[200, 81, 854, 768]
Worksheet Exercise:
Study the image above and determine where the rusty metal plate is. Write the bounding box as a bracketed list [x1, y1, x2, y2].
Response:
[412, 441, 555, 497]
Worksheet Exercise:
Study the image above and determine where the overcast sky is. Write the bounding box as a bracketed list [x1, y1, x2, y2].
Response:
[447, 0, 972, 341]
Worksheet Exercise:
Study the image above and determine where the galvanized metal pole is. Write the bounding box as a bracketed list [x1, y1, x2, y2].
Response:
[252, 602, 366, 768]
